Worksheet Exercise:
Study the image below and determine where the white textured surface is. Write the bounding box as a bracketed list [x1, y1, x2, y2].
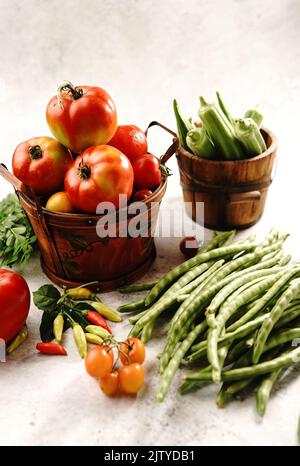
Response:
[0, 0, 300, 446]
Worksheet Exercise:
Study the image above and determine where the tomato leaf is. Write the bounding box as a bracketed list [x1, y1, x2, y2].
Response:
[33, 285, 61, 312]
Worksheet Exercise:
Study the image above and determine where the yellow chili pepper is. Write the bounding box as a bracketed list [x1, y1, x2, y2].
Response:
[85, 333, 103, 345]
[7, 326, 28, 354]
[87, 301, 122, 322]
[53, 313, 64, 342]
[72, 324, 87, 358]
[85, 325, 111, 339]
[66, 287, 93, 300]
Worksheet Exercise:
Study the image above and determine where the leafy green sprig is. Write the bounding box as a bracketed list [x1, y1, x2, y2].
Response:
[0, 193, 37, 267]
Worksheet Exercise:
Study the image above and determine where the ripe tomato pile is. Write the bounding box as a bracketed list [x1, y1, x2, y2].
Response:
[85, 337, 146, 397]
[12, 82, 162, 214]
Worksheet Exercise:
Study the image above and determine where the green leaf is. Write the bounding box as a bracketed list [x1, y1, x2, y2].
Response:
[33, 285, 61, 312]
[40, 311, 59, 342]
[68, 310, 90, 328]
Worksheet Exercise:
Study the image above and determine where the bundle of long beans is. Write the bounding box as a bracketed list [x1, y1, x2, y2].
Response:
[118, 229, 300, 415]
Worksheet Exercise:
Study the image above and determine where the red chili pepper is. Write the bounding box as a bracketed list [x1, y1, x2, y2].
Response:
[36, 342, 67, 356]
[86, 311, 112, 334]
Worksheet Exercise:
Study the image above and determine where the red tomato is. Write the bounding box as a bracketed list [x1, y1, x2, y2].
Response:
[12, 137, 73, 196]
[119, 338, 146, 365]
[134, 189, 153, 202]
[132, 154, 162, 189]
[0, 269, 30, 343]
[108, 125, 148, 162]
[179, 236, 199, 258]
[46, 82, 117, 153]
[64, 145, 134, 213]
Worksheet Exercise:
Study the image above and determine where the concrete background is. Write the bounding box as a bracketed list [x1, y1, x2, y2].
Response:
[0, 0, 300, 446]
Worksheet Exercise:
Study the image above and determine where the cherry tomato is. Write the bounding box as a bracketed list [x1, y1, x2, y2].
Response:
[46, 82, 117, 153]
[108, 125, 148, 163]
[12, 137, 73, 196]
[131, 154, 162, 190]
[85, 345, 114, 378]
[134, 189, 153, 202]
[119, 363, 145, 394]
[119, 338, 146, 365]
[99, 371, 119, 396]
[45, 191, 75, 213]
[0, 269, 30, 343]
[64, 145, 134, 213]
[179, 236, 199, 258]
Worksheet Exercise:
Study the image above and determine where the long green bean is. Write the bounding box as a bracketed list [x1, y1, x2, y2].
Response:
[118, 281, 158, 293]
[117, 298, 146, 313]
[256, 368, 282, 416]
[197, 230, 236, 254]
[252, 279, 300, 364]
[207, 272, 284, 382]
[144, 240, 257, 306]
[130, 261, 225, 338]
[156, 320, 208, 402]
[207, 254, 284, 316]
[168, 244, 286, 346]
[167, 260, 226, 337]
[227, 267, 300, 332]
[189, 304, 300, 362]
[185, 345, 300, 382]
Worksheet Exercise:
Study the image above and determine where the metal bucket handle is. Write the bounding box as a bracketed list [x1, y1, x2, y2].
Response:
[145, 121, 178, 165]
[0, 163, 65, 275]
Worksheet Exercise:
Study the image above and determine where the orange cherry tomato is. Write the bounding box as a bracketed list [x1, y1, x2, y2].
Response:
[134, 189, 153, 202]
[99, 371, 119, 396]
[85, 345, 114, 378]
[45, 191, 75, 213]
[119, 338, 146, 365]
[119, 363, 145, 394]
[179, 236, 199, 258]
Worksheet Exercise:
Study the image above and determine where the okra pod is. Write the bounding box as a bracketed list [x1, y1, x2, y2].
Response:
[198, 96, 244, 160]
[244, 108, 263, 128]
[173, 99, 193, 150]
[235, 118, 267, 157]
[186, 127, 216, 159]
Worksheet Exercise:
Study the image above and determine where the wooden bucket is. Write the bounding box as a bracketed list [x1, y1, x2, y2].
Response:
[0, 122, 178, 291]
[177, 127, 277, 230]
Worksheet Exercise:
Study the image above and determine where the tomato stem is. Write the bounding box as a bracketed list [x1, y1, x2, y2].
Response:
[29, 145, 43, 160]
[77, 160, 91, 180]
[57, 81, 83, 107]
